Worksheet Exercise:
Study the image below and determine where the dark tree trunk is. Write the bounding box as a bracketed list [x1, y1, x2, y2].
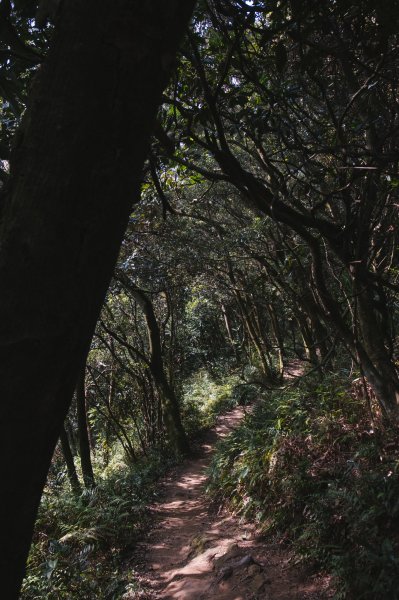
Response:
[64, 418, 78, 456]
[297, 317, 319, 366]
[0, 1, 195, 596]
[76, 368, 95, 488]
[355, 275, 399, 421]
[131, 287, 189, 456]
[59, 426, 82, 497]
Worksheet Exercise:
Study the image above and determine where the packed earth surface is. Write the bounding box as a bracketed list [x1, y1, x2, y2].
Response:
[130, 403, 333, 599]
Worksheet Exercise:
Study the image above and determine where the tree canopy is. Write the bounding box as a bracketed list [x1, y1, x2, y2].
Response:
[1, 1, 399, 598]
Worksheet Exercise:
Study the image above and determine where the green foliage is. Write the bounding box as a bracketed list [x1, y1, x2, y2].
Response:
[181, 370, 254, 435]
[22, 371, 242, 599]
[21, 452, 176, 599]
[207, 376, 399, 599]
[5, 2, 399, 596]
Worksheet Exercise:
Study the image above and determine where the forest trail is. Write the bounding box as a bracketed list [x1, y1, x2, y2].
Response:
[133, 402, 331, 600]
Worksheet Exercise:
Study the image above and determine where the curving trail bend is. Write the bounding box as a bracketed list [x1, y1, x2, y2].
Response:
[134, 405, 331, 600]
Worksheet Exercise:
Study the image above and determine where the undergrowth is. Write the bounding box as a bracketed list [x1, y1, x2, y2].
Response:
[21, 369, 248, 599]
[181, 370, 256, 435]
[207, 373, 399, 600]
[21, 451, 176, 599]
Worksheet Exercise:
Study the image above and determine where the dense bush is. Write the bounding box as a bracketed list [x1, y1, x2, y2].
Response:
[181, 370, 256, 435]
[207, 375, 399, 599]
[21, 369, 247, 599]
[21, 451, 177, 599]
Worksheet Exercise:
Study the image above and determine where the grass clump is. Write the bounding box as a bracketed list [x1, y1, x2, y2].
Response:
[207, 374, 399, 600]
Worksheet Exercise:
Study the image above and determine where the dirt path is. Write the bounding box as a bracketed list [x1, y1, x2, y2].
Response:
[133, 405, 331, 600]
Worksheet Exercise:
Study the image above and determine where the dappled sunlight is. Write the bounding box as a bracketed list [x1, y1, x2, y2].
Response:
[140, 403, 329, 599]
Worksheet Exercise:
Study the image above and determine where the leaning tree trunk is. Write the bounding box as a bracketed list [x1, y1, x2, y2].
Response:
[0, 1, 195, 597]
[129, 286, 189, 456]
[59, 425, 82, 497]
[76, 368, 95, 488]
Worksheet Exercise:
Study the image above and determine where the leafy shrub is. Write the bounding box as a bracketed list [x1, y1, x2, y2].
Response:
[21, 451, 177, 599]
[22, 370, 245, 600]
[207, 374, 399, 599]
[181, 370, 246, 434]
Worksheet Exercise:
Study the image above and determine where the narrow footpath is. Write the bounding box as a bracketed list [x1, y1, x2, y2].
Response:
[133, 404, 331, 599]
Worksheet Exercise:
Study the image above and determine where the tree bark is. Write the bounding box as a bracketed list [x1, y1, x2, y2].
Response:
[267, 302, 285, 380]
[0, 1, 195, 596]
[59, 425, 82, 497]
[130, 286, 189, 456]
[355, 274, 399, 421]
[76, 368, 95, 488]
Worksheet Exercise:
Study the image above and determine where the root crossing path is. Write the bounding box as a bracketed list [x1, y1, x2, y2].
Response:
[135, 405, 330, 600]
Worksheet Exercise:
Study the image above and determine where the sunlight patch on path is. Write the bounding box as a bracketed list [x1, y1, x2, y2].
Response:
[137, 401, 330, 600]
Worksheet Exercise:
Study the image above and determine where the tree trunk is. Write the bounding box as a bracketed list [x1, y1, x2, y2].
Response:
[221, 303, 235, 348]
[267, 302, 285, 380]
[131, 287, 189, 456]
[76, 368, 95, 488]
[59, 426, 82, 497]
[355, 276, 399, 421]
[0, 1, 195, 596]
[297, 317, 319, 366]
[233, 289, 273, 378]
